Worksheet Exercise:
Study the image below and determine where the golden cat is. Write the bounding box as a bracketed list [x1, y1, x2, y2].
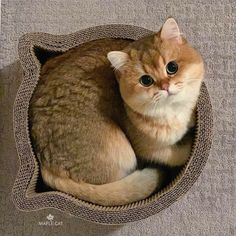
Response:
[29, 18, 204, 206]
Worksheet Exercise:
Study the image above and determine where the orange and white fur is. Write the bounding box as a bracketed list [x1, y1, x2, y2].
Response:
[30, 18, 204, 206]
[108, 18, 204, 167]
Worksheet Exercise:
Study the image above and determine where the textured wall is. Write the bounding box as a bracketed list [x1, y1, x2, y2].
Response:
[0, 0, 235, 235]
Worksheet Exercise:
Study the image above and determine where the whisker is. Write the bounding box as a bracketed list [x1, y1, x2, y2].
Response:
[153, 100, 160, 114]
[175, 85, 184, 89]
[186, 78, 201, 83]
[174, 81, 183, 85]
[153, 94, 161, 102]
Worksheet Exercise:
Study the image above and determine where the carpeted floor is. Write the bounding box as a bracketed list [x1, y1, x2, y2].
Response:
[0, 0, 235, 235]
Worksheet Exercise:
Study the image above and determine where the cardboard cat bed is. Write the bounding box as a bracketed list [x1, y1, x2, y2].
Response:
[12, 25, 213, 224]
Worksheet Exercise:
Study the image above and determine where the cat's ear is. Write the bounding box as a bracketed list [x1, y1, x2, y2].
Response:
[107, 51, 129, 70]
[160, 18, 182, 44]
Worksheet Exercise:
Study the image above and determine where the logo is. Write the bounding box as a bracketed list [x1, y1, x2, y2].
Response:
[46, 214, 54, 221]
[38, 214, 63, 226]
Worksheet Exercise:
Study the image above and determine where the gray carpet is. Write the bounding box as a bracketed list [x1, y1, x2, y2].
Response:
[0, 0, 235, 235]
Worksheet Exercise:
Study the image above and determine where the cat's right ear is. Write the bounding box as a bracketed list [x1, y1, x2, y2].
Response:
[160, 18, 182, 44]
[107, 51, 129, 70]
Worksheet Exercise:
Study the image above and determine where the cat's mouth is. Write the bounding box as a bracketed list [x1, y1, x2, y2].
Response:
[166, 91, 176, 96]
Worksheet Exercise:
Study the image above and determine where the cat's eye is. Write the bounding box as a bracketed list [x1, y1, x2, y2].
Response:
[166, 61, 178, 75]
[139, 75, 154, 87]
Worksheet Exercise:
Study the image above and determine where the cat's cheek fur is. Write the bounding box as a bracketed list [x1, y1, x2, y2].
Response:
[119, 82, 150, 113]
[168, 79, 201, 106]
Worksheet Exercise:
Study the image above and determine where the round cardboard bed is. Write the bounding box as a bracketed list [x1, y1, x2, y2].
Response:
[12, 24, 213, 224]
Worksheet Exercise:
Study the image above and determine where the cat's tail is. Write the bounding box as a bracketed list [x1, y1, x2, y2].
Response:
[41, 167, 162, 206]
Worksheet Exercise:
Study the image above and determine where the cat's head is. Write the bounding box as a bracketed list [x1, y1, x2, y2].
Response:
[107, 18, 204, 117]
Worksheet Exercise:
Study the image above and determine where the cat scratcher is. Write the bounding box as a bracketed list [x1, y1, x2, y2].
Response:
[12, 25, 213, 224]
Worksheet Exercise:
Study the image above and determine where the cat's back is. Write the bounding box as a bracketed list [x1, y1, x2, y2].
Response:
[30, 38, 131, 118]
[29, 38, 137, 184]
[29, 39, 132, 164]
[40, 38, 131, 79]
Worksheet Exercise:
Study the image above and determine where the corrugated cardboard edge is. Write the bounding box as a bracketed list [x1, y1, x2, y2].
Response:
[12, 24, 213, 224]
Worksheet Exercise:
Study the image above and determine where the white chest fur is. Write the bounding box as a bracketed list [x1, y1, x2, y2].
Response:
[126, 103, 193, 147]
[151, 104, 193, 145]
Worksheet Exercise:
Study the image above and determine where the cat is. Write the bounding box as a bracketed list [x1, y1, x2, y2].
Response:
[29, 18, 204, 206]
[108, 18, 204, 167]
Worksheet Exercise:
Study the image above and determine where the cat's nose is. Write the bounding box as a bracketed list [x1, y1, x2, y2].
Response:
[161, 82, 169, 91]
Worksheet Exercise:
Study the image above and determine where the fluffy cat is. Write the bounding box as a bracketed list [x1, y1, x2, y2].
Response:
[29, 18, 204, 206]
[108, 18, 204, 167]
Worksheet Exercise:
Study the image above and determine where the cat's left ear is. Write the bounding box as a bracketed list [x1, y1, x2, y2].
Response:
[160, 18, 182, 44]
[107, 51, 129, 70]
